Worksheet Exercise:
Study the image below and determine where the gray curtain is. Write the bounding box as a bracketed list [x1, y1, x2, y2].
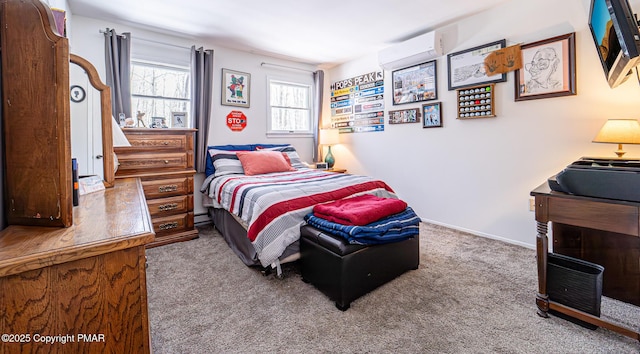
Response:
[104, 28, 132, 119]
[190, 46, 214, 173]
[312, 70, 324, 162]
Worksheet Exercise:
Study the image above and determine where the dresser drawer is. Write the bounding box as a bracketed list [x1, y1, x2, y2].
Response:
[117, 152, 192, 173]
[142, 176, 193, 199]
[126, 133, 189, 151]
[152, 212, 194, 236]
[147, 195, 193, 217]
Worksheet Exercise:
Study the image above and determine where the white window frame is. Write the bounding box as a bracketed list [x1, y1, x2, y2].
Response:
[130, 59, 191, 127]
[266, 76, 314, 138]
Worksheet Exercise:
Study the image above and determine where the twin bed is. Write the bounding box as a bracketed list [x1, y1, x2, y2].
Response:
[200, 144, 401, 272]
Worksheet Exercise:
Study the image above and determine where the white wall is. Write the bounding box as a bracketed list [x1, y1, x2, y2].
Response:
[325, 0, 640, 248]
[68, 16, 317, 218]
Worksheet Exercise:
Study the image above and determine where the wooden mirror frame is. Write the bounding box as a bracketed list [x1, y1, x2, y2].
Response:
[70, 54, 115, 188]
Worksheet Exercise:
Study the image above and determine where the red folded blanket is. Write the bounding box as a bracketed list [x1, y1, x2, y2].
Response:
[313, 194, 408, 226]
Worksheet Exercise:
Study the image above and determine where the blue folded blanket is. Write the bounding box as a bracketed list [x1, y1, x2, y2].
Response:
[303, 207, 420, 245]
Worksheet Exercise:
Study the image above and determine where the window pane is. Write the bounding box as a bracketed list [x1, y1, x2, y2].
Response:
[131, 64, 190, 99]
[270, 82, 309, 108]
[268, 78, 312, 135]
[271, 108, 310, 131]
[130, 61, 191, 128]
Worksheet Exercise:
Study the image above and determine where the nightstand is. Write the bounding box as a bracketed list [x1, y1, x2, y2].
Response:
[328, 168, 347, 173]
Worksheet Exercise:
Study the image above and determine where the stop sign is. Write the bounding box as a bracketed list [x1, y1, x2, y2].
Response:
[226, 110, 247, 131]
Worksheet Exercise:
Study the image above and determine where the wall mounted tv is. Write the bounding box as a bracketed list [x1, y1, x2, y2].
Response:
[589, 0, 640, 88]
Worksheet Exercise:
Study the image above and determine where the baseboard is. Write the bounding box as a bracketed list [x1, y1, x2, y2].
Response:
[194, 213, 210, 225]
[420, 218, 535, 250]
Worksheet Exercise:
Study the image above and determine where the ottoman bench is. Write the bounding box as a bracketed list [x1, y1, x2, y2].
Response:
[299, 224, 420, 311]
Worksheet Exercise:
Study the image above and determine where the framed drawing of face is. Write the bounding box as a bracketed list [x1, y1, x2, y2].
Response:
[514, 32, 576, 101]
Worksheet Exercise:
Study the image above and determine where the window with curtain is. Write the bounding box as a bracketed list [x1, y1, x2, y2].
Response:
[267, 78, 313, 136]
[130, 60, 191, 127]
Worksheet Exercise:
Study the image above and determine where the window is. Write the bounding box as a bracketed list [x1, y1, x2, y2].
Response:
[130, 61, 190, 128]
[267, 78, 313, 136]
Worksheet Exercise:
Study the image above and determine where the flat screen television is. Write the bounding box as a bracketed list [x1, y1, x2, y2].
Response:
[589, 0, 640, 88]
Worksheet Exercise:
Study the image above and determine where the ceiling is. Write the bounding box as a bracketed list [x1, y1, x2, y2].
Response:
[67, 0, 511, 68]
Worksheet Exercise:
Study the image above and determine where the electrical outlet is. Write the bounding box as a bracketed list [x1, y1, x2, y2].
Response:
[529, 197, 536, 212]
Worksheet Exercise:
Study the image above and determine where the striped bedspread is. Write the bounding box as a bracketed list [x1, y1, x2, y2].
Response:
[304, 207, 420, 245]
[201, 169, 397, 267]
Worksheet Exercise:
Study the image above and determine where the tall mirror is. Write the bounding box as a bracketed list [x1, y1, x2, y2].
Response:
[69, 54, 115, 188]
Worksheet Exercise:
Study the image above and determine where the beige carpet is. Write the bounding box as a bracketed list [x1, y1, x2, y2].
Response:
[145, 222, 639, 353]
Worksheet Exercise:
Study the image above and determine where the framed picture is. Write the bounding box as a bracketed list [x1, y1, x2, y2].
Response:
[388, 108, 420, 124]
[171, 112, 187, 128]
[514, 32, 576, 101]
[222, 68, 250, 107]
[392, 60, 437, 105]
[447, 39, 507, 90]
[151, 117, 166, 128]
[422, 102, 442, 128]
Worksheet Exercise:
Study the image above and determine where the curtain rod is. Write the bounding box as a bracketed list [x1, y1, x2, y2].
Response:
[99, 29, 192, 51]
[261, 62, 315, 73]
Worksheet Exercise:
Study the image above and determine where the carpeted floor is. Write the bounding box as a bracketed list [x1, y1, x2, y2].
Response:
[145, 222, 640, 353]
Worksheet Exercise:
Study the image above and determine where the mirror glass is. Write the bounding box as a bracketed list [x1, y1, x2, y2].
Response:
[69, 54, 115, 187]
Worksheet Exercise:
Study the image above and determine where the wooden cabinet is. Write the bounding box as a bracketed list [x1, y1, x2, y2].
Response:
[115, 128, 199, 247]
[1, 0, 73, 227]
[0, 178, 154, 353]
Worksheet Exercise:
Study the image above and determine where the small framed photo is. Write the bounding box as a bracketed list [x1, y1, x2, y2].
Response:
[151, 117, 166, 128]
[388, 108, 420, 124]
[422, 102, 442, 128]
[222, 68, 250, 107]
[514, 32, 576, 101]
[447, 39, 507, 90]
[171, 112, 187, 128]
[392, 60, 437, 105]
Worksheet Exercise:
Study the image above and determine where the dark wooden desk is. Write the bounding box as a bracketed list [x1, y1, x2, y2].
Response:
[531, 182, 640, 340]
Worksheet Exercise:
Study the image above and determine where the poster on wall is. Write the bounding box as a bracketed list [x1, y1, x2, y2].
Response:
[221, 68, 250, 107]
[392, 60, 437, 105]
[330, 71, 384, 134]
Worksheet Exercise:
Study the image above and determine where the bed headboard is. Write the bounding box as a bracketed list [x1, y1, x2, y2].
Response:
[205, 144, 290, 177]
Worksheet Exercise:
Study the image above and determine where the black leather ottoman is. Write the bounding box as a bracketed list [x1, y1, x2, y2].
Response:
[300, 224, 420, 311]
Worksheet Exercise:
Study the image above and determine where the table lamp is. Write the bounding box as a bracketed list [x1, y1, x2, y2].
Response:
[592, 119, 640, 158]
[319, 129, 340, 168]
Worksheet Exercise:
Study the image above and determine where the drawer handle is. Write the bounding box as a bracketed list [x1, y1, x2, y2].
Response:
[159, 222, 179, 230]
[158, 184, 178, 193]
[158, 203, 179, 211]
[163, 141, 169, 145]
[164, 160, 169, 164]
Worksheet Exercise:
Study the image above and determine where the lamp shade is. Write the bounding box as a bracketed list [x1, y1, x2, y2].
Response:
[593, 119, 640, 144]
[320, 128, 340, 145]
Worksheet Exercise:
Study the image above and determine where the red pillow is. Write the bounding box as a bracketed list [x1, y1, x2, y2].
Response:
[236, 150, 296, 175]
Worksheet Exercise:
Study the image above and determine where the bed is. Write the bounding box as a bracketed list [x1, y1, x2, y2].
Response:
[200, 144, 399, 272]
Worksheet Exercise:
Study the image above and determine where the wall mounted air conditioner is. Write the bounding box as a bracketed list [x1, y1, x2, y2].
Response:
[378, 30, 443, 71]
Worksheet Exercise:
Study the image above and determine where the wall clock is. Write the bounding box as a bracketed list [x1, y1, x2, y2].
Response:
[70, 85, 86, 103]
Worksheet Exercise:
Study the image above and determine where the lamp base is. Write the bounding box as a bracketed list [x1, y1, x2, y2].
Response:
[324, 146, 335, 168]
[614, 143, 626, 158]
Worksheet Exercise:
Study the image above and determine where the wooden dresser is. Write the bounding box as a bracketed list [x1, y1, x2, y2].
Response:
[115, 128, 199, 247]
[0, 178, 155, 353]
